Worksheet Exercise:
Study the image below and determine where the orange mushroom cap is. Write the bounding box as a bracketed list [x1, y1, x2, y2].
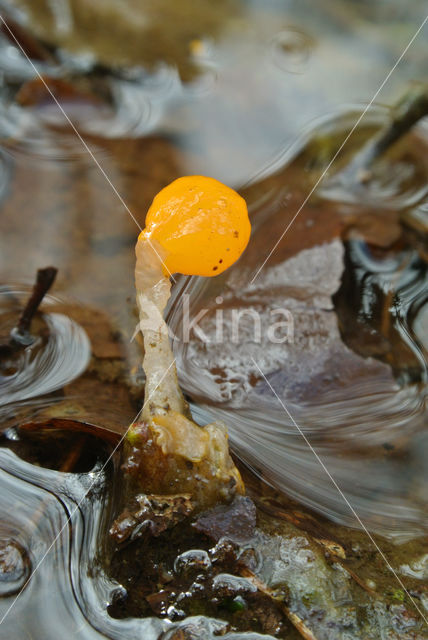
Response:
[139, 175, 251, 277]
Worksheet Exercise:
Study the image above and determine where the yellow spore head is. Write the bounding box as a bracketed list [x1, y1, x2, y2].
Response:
[139, 175, 251, 276]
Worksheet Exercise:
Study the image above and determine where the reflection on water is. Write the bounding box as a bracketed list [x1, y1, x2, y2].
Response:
[0, 449, 108, 640]
[0, 445, 174, 640]
[0, 0, 427, 637]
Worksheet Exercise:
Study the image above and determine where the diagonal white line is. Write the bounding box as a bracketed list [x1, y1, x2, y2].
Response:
[0, 13, 175, 282]
[250, 14, 428, 284]
[251, 357, 428, 626]
[0, 358, 177, 625]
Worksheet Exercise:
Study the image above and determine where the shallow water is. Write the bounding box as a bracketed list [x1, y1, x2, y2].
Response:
[168, 111, 428, 539]
[0, 0, 427, 638]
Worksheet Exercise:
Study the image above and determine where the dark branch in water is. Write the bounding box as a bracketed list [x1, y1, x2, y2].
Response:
[0, 13, 55, 63]
[0, 266, 57, 357]
[341, 84, 428, 182]
[15, 267, 57, 339]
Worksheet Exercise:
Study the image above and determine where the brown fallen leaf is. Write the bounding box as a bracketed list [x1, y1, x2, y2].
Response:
[16, 76, 105, 109]
[19, 418, 121, 446]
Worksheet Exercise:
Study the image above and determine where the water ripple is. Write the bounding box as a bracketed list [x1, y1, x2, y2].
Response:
[0, 286, 91, 409]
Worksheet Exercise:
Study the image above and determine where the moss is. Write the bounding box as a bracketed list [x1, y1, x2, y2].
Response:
[389, 588, 405, 602]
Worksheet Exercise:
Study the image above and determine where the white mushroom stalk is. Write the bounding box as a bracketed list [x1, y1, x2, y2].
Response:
[134, 236, 185, 420]
[131, 235, 244, 495]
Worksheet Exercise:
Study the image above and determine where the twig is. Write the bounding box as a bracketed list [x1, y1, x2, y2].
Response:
[239, 566, 319, 640]
[60, 435, 86, 473]
[340, 83, 428, 183]
[15, 267, 57, 340]
[21, 434, 87, 539]
[0, 266, 57, 357]
[0, 13, 55, 62]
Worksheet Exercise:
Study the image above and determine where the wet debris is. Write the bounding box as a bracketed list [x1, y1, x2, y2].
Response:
[110, 493, 194, 544]
[193, 495, 257, 543]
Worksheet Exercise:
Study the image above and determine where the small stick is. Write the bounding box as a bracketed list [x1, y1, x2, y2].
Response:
[0, 13, 55, 62]
[20, 435, 87, 540]
[0, 267, 57, 358]
[340, 84, 428, 183]
[59, 435, 86, 473]
[239, 566, 319, 640]
[14, 267, 57, 343]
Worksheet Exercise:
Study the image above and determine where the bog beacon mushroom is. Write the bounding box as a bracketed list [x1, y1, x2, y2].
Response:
[111, 176, 251, 542]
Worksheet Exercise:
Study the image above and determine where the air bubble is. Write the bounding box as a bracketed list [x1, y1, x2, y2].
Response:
[269, 28, 314, 74]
